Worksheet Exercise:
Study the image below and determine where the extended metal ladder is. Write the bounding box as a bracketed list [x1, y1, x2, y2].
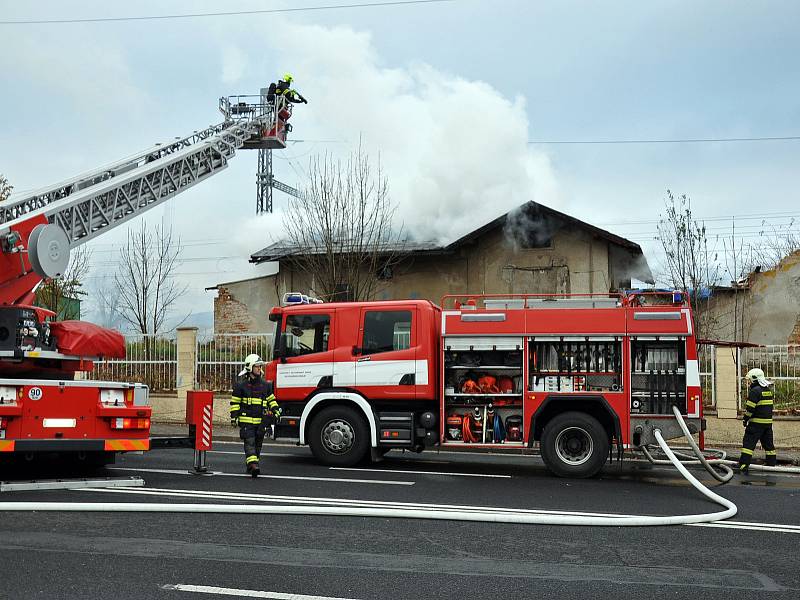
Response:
[0, 99, 276, 245]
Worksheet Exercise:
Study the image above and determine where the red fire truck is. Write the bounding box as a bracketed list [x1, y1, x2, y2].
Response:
[268, 291, 704, 477]
[0, 91, 290, 465]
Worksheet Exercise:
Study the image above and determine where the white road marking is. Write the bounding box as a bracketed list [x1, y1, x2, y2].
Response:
[78, 485, 637, 517]
[108, 467, 414, 486]
[330, 466, 511, 478]
[688, 521, 800, 534]
[162, 584, 360, 599]
[80, 485, 800, 535]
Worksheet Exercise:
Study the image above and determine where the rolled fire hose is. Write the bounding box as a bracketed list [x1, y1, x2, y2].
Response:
[0, 425, 737, 526]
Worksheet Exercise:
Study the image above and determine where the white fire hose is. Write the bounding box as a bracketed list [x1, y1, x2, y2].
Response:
[0, 411, 738, 526]
[640, 406, 800, 476]
[639, 406, 735, 483]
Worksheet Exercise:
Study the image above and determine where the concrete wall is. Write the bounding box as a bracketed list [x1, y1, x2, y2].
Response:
[747, 251, 800, 345]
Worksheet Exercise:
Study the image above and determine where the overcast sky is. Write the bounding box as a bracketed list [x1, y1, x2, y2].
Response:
[1, 0, 798, 327]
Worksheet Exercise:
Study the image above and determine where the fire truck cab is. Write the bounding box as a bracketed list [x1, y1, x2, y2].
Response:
[268, 291, 703, 478]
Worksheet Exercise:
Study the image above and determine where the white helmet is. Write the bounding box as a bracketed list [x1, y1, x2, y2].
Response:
[746, 368, 772, 387]
[239, 353, 265, 376]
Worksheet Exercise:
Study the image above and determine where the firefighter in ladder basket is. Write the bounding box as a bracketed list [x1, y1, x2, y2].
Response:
[738, 368, 778, 473]
[268, 73, 308, 105]
[231, 354, 281, 477]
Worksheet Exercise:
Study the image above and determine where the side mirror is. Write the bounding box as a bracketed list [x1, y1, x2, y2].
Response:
[275, 334, 288, 362]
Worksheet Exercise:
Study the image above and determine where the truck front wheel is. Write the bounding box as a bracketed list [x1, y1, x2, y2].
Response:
[308, 405, 370, 467]
[540, 411, 609, 478]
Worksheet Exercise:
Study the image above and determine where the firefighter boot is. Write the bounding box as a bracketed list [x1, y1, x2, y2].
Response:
[248, 461, 260, 478]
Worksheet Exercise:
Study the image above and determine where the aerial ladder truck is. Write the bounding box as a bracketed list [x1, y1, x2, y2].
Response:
[0, 90, 295, 465]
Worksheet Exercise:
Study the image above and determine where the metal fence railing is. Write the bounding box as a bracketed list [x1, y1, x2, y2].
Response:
[739, 345, 800, 411]
[89, 333, 178, 391]
[196, 333, 273, 392]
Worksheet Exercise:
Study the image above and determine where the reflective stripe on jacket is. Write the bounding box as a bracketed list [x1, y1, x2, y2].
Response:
[744, 383, 774, 425]
[231, 375, 278, 425]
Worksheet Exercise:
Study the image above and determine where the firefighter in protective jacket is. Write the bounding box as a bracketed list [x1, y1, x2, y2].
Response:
[273, 73, 308, 104]
[231, 354, 281, 477]
[738, 367, 777, 473]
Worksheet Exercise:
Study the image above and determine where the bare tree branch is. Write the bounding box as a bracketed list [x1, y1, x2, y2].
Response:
[751, 218, 800, 270]
[656, 190, 721, 339]
[281, 141, 405, 301]
[88, 274, 125, 329]
[113, 221, 188, 335]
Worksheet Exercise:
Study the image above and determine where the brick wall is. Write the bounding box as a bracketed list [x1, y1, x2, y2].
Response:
[213, 286, 256, 333]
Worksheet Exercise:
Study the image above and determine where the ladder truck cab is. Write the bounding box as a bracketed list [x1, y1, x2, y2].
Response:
[0, 88, 295, 465]
[268, 291, 705, 478]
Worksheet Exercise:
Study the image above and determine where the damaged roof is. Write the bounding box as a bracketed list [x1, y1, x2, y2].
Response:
[250, 239, 444, 263]
[250, 200, 652, 282]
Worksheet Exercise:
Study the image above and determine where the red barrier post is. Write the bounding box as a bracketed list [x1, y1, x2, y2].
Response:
[186, 390, 214, 474]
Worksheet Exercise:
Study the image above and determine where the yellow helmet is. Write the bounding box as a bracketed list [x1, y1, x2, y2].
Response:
[283, 73, 293, 83]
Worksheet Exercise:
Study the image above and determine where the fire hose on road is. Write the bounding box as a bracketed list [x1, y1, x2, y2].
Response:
[0, 409, 741, 526]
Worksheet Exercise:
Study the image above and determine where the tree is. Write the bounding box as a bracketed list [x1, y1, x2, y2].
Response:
[281, 143, 405, 301]
[720, 219, 756, 343]
[114, 221, 187, 336]
[0, 174, 12, 202]
[35, 245, 92, 319]
[88, 273, 126, 330]
[656, 190, 721, 339]
[752, 218, 800, 270]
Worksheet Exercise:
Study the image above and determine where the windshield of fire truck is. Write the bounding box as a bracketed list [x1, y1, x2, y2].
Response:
[278, 313, 330, 358]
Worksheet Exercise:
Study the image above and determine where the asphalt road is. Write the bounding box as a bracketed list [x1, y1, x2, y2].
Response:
[1, 443, 799, 600]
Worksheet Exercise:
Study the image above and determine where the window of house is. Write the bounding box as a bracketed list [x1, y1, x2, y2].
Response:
[362, 310, 412, 354]
[283, 314, 330, 357]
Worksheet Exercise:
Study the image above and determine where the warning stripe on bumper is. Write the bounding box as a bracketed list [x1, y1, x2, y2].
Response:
[104, 439, 150, 451]
[0, 440, 15, 452]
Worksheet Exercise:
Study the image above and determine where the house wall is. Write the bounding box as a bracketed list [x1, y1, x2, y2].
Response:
[746, 251, 800, 345]
[214, 277, 280, 334]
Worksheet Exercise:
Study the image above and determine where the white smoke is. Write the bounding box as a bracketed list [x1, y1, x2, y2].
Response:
[263, 22, 560, 245]
[221, 45, 247, 84]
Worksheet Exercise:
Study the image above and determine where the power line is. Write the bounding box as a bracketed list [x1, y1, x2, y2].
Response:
[0, 0, 453, 25]
[529, 135, 800, 145]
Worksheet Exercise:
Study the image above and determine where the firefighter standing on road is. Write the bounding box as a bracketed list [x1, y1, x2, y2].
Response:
[231, 354, 281, 477]
[738, 367, 778, 473]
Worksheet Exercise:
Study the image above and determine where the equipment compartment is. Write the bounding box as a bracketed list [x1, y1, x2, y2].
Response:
[629, 338, 686, 414]
[442, 346, 524, 445]
[528, 338, 623, 393]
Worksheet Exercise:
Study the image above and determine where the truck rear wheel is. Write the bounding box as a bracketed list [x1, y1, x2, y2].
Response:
[540, 411, 609, 478]
[309, 405, 370, 467]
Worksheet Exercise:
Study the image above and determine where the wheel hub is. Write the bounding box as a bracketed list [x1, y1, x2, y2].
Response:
[555, 426, 593, 466]
[321, 419, 355, 454]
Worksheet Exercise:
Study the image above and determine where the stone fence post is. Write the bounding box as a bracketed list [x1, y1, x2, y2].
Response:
[715, 345, 739, 419]
[176, 327, 198, 405]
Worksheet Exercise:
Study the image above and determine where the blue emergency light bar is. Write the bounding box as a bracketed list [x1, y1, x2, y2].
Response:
[282, 292, 324, 305]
